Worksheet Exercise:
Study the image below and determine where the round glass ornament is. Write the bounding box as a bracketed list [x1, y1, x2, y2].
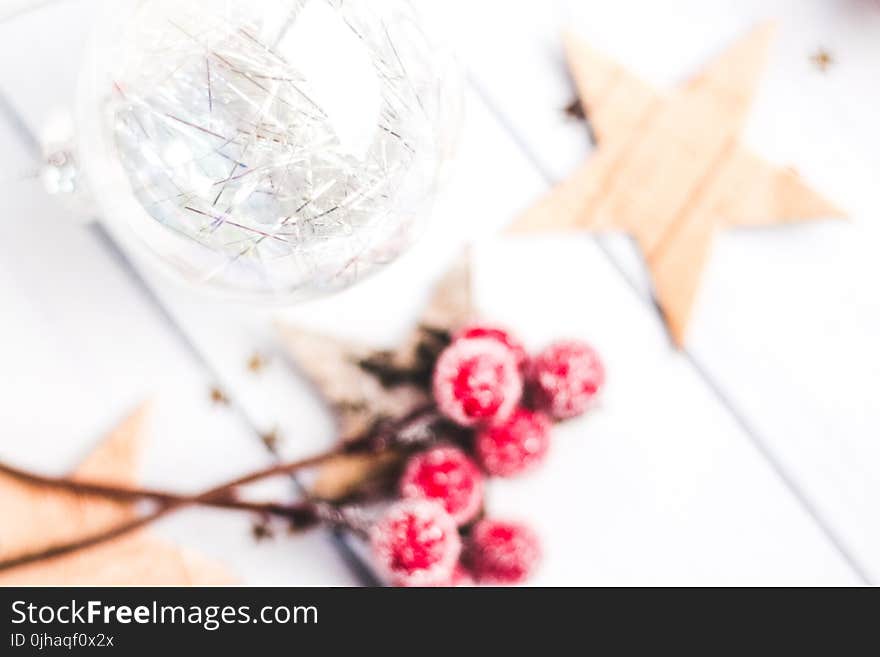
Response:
[76, 0, 461, 301]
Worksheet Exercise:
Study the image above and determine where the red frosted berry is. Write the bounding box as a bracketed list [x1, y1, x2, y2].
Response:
[370, 500, 461, 587]
[448, 564, 475, 587]
[528, 340, 605, 419]
[455, 323, 528, 370]
[468, 519, 541, 585]
[475, 407, 551, 477]
[426, 563, 475, 588]
[433, 337, 523, 427]
[400, 445, 484, 525]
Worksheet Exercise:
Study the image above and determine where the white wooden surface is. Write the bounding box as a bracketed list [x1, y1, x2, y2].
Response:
[0, 0, 876, 585]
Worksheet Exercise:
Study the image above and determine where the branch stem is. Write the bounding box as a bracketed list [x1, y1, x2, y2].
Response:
[0, 404, 441, 572]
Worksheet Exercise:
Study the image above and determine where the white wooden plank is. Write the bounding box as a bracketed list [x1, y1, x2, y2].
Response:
[454, 0, 880, 580]
[0, 0, 56, 22]
[0, 0, 865, 583]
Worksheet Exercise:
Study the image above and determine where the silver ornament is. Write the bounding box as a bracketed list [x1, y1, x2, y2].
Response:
[76, 0, 461, 300]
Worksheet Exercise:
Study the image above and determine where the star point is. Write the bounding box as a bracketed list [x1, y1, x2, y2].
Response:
[0, 405, 234, 585]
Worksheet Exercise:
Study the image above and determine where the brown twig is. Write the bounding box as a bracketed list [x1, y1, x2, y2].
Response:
[0, 404, 443, 572]
[0, 453, 329, 572]
[0, 461, 319, 518]
[0, 512, 173, 572]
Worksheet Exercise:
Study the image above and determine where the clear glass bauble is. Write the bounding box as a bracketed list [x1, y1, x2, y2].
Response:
[76, 0, 461, 301]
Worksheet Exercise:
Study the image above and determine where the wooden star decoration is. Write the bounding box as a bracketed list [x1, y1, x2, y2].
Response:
[510, 23, 844, 345]
[277, 254, 474, 499]
[0, 405, 235, 585]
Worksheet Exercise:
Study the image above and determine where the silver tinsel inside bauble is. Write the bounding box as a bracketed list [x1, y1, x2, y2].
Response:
[82, 0, 459, 300]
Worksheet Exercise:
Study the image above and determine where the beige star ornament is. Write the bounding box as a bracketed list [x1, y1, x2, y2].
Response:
[278, 254, 474, 499]
[0, 405, 234, 585]
[510, 24, 844, 345]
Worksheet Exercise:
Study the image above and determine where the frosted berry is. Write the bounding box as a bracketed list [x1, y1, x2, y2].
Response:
[400, 445, 484, 525]
[370, 500, 461, 587]
[475, 407, 551, 477]
[468, 519, 541, 585]
[433, 337, 523, 427]
[448, 564, 475, 587]
[528, 340, 604, 419]
[455, 323, 528, 370]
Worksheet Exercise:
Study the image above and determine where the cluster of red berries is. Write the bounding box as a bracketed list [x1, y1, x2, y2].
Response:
[370, 323, 605, 586]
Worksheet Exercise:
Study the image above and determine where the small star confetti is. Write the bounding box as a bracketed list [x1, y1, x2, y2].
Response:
[260, 428, 280, 452]
[564, 97, 596, 144]
[251, 519, 274, 542]
[247, 352, 268, 374]
[810, 48, 834, 73]
[564, 97, 585, 120]
[210, 387, 229, 405]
